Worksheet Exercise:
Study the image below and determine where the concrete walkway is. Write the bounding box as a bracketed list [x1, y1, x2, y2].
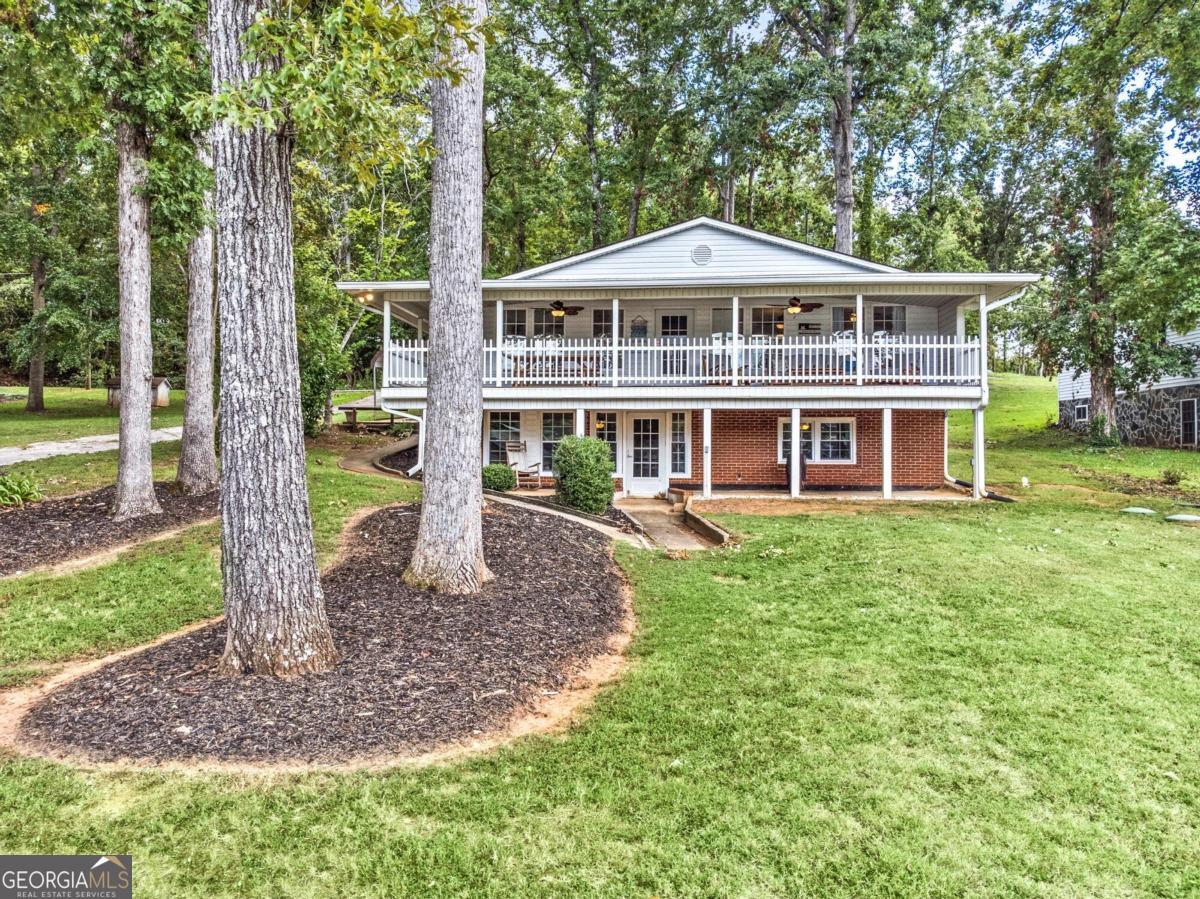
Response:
[616, 498, 715, 551]
[0, 426, 183, 467]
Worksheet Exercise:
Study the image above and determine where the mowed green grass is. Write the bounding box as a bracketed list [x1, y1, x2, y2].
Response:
[949, 373, 1200, 493]
[0, 387, 185, 447]
[0, 377, 1198, 896]
[0, 450, 417, 687]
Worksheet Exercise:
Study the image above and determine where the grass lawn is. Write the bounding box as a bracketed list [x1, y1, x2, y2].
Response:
[950, 373, 1200, 495]
[0, 388, 185, 448]
[0, 378, 1197, 896]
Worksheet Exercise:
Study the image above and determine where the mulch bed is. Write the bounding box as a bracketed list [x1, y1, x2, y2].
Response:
[20, 503, 625, 764]
[0, 484, 218, 576]
[379, 446, 419, 475]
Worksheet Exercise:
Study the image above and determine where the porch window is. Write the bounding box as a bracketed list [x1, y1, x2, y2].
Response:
[660, 314, 689, 337]
[872, 305, 906, 334]
[488, 411, 521, 464]
[670, 411, 689, 475]
[503, 308, 527, 338]
[541, 412, 573, 471]
[1182, 399, 1198, 446]
[533, 308, 564, 338]
[592, 309, 624, 338]
[832, 306, 857, 332]
[751, 307, 786, 336]
[778, 417, 853, 464]
[594, 412, 618, 466]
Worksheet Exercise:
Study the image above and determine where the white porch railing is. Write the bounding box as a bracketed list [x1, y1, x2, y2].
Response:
[385, 334, 982, 389]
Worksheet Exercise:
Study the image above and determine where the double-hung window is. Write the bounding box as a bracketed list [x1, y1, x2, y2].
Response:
[1182, 398, 1198, 446]
[751, 307, 785, 337]
[778, 417, 854, 464]
[488, 412, 521, 464]
[541, 412, 573, 471]
[832, 306, 857, 332]
[592, 309, 624, 338]
[533, 308, 564, 338]
[503, 308, 527, 338]
[670, 411, 689, 476]
[594, 412, 619, 467]
[872, 305, 906, 334]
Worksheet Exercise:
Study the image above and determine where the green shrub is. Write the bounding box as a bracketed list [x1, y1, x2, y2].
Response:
[482, 463, 517, 491]
[1162, 467, 1184, 487]
[0, 473, 43, 507]
[1087, 414, 1121, 448]
[553, 435, 614, 515]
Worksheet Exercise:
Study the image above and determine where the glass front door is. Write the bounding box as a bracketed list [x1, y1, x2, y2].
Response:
[627, 415, 665, 495]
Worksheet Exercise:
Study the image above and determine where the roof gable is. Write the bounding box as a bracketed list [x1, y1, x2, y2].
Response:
[502, 217, 902, 282]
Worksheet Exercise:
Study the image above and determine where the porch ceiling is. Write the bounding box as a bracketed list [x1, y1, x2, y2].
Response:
[337, 272, 1040, 312]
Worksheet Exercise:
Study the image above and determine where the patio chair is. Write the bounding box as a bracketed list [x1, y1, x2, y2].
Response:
[505, 441, 542, 489]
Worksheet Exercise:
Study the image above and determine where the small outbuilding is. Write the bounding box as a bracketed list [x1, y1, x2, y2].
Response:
[106, 377, 171, 408]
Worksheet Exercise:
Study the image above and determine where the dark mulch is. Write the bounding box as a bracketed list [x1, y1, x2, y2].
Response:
[0, 483, 218, 576]
[21, 503, 625, 764]
[379, 446, 419, 476]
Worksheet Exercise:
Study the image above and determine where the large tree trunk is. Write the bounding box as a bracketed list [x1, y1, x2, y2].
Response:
[405, 0, 493, 595]
[831, 0, 856, 255]
[112, 119, 163, 520]
[176, 135, 218, 495]
[1086, 93, 1119, 440]
[719, 168, 736, 222]
[209, 0, 337, 675]
[26, 249, 45, 413]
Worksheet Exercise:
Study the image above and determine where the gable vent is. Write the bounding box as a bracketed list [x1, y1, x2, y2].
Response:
[690, 244, 713, 266]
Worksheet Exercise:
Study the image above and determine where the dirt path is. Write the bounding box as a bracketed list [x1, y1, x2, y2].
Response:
[0, 426, 182, 465]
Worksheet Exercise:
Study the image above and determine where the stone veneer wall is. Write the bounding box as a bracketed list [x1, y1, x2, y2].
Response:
[1059, 382, 1200, 448]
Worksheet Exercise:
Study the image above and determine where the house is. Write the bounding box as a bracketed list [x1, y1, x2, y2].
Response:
[1058, 328, 1200, 448]
[105, 377, 171, 408]
[337, 217, 1039, 499]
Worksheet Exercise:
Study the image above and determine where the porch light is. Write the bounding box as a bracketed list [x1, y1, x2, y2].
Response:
[550, 307, 566, 318]
[595, 419, 605, 430]
[786, 304, 801, 314]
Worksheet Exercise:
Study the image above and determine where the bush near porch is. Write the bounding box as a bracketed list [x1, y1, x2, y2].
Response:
[553, 435, 614, 514]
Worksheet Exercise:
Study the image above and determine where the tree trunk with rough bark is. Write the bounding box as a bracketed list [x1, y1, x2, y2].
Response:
[209, 0, 337, 675]
[26, 249, 45, 412]
[176, 135, 218, 495]
[1086, 94, 1119, 440]
[831, 0, 856, 255]
[112, 119, 163, 520]
[405, 0, 493, 595]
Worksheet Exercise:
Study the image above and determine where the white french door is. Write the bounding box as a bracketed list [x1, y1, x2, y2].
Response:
[625, 413, 668, 496]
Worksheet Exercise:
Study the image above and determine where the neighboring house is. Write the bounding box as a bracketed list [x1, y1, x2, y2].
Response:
[338, 217, 1038, 499]
[1058, 327, 1200, 448]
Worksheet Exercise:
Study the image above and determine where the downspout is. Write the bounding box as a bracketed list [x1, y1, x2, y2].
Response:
[388, 409, 425, 476]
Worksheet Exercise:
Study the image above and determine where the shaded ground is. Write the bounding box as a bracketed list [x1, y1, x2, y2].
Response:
[0, 483, 217, 576]
[20, 502, 624, 764]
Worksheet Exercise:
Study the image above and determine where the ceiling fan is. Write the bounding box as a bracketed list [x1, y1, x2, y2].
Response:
[767, 297, 825, 315]
[548, 300, 585, 317]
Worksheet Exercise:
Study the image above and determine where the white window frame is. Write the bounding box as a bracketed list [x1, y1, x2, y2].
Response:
[1181, 398, 1198, 446]
[503, 307, 527, 338]
[872, 304, 906, 334]
[540, 411, 573, 472]
[669, 411, 691, 477]
[832, 306, 857, 332]
[1074, 403, 1089, 423]
[592, 411, 621, 476]
[750, 306, 786, 337]
[487, 411, 522, 465]
[778, 416, 856, 465]
[532, 308, 565, 338]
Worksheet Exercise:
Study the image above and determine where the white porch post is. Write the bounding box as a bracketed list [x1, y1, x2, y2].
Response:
[702, 407, 713, 498]
[382, 300, 392, 386]
[731, 295, 740, 386]
[480, 412, 488, 467]
[972, 407, 986, 499]
[978, 292, 989, 404]
[855, 293, 864, 386]
[882, 407, 893, 499]
[574, 407, 585, 437]
[494, 299, 503, 386]
[943, 409, 951, 481]
[789, 408, 801, 498]
[611, 296, 620, 387]
[417, 318, 424, 340]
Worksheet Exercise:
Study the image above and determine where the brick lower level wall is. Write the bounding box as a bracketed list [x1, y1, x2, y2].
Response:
[670, 408, 946, 491]
[1060, 383, 1200, 448]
